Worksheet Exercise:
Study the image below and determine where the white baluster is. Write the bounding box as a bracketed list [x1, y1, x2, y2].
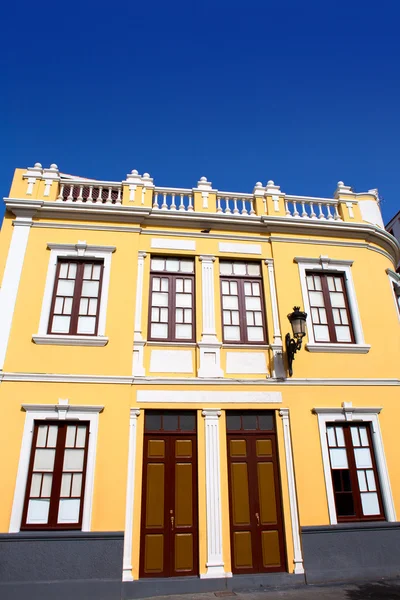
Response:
[116, 187, 122, 205]
[233, 198, 239, 214]
[309, 202, 317, 219]
[179, 194, 185, 210]
[333, 203, 341, 220]
[301, 201, 308, 218]
[153, 192, 159, 209]
[285, 198, 291, 216]
[216, 197, 222, 213]
[57, 183, 65, 201]
[97, 186, 103, 204]
[77, 186, 84, 203]
[87, 186, 94, 203]
[326, 203, 334, 220]
[249, 200, 256, 215]
[170, 194, 177, 210]
[67, 185, 74, 202]
[317, 202, 325, 219]
[161, 193, 168, 210]
[106, 187, 113, 205]
[187, 194, 194, 211]
[224, 197, 231, 214]
[292, 201, 299, 217]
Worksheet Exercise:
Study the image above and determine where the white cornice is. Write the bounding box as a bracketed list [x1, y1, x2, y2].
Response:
[306, 343, 371, 354]
[47, 243, 116, 253]
[21, 403, 104, 413]
[32, 335, 109, 347]
[313, 406, 382, 415]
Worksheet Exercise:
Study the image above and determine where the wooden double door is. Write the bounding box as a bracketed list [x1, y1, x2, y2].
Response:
[140, 411, 198, 578]
[227, 411, 286, 574]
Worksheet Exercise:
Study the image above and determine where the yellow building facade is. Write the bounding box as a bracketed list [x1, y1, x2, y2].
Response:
[0, 164, 399, 599]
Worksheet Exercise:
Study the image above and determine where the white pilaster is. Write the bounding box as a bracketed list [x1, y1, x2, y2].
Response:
[265, 259, 285, 379]
[198, 256, 223, 377]
[122, 409, 141, 581]
[194, 176, 213, 209]
[201, 409, 228, 578]
[42, 164, 59, 197]
[132, 251, 147, 376]
[0, 212, 35, 370]
[279, 409, 304, 574]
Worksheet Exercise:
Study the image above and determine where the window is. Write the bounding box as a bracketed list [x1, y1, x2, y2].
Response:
[48, 260, 104, 336]
[326, 423, 384, 522]
[149, 257, 195, 342]
[306, 272, 354, 343]
[226, 410, 275, 432]
[21, 421, 89, 530]
[219, 261, 266, 343]
[144, 410, 196, 432]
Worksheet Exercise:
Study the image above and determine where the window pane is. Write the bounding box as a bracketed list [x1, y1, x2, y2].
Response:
[180, 260, 194, 273]
[151, 323, 168, 338]
[330, 292, 345, 308]
[354, 448, 372, 469]
[246, 313, 254, 326]
[57, 280, 75, 296]
[77, 316, 96, 334]
[221, 281, 230, 294]
[247, 263, 260, 276]
[224, 326, 241, 341]
[329, 448, 348, 469]
[306, 275, 315, 290]
[152, 292, 168, 306]
[314, 275, 322, 290]
[220, 263, 233, 275]
[175, 308, 183, 323]
[334, 277, 343, 291]
[327, 427, 336, 447]
[244, 281, 252, 296]
[335, 493, 355, 517]
[309, 291, 325, 307]
[366, 470, 376, 491]
[163, 414, 179, 431]
[247, 327, 264, 341]
[242, 415, 257, 430]
[223, 311, 231, 325]
[175, 324, 192, 339]
[176, 278, 183, 292]
[184, 279, 192, 293]
[335, 326, 351, 342]
[359, 427, 369, 447]
[59, 263, 68, 278]
[61, 473, 72, 497]
[184, 308, 192, 323]
[231, 311, 240, 325]
[66, 426, 76, 448]
[314, 325, 330, 342]
[254, 312, 262, 326]
[27, 499, 50, 524]
[151, 258, 164, 271]
[88, 298, 98, 316]
[233, 263, 246, 275]
[63, 449, 85, 471]
[68, 263, 77, 279]
[350, 427, 360, 447]
[30, 474, 42, 497]
[176, 294, 192, 308]
[340, 309, 349, 325]
[357, 470, 367, 492]
[230, 281, 238, 294]
[360, 492, 380, 516]
[226, 414, 241, 431]
[72, 473, 83, 496]
[327, 276, 335, 291]
[83, 264, 92, 279]
[58, 499, 81, 523]
[92, 265, 101, 280]
[82, 281, 99, 297]
[54, 297, 64, 313]
[34, 449, 56, 471]
[152, 278, 160, 291]
[79, 298, 88, 315]
[165, 259, 179, 272]
[335, 427, 345, 447]
[223, 296, 239, 310]
[258, 414, 274, 430]
[245, 297, 261, 311]
[332, 308, 341, 325]
[145, 413, 162, 431]
[76, 427, 86, 448]
[51, 315, 71, 334]
[161, 278, 169, 291]
[37, 425, 48, 448]
[47, 425, 58, 447]
[180, 414, 196, 431]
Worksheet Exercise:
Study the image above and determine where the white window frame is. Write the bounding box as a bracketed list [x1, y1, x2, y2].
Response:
[9, 399, 103, 533]
[295, 255, 370, 353]
[386, 268, 400, 323]
[314, 404, 396, 525]
[32, 242, 115, 346]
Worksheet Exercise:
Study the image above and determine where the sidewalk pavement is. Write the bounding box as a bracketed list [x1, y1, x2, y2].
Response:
[140, 579, 400, 600]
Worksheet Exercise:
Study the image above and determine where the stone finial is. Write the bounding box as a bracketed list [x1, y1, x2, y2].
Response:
[368, 188, 379, 199]
[49, 163, 58, 170]
[125, 170, 142, 185]
[34, 162, 42, 169]
[141, 172, 154, 187]
[196, 176, 212, 190]
[253, 181, 265, 196]
[265, 180, 283, 195]
[334, 181, 353, 198]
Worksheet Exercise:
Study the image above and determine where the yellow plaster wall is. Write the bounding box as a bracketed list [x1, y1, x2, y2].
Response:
[0, 212, 15, 286]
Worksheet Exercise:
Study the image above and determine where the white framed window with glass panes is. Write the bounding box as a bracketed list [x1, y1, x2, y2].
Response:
[219, 261, 267, 344]
[149, 256, 195, 342]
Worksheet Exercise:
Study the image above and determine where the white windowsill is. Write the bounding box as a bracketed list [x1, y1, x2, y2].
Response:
[146, 341, 197, 347]
[32, 334, 109, 347]
[306, 343, 371, 354]
[222, 344, 270, 349]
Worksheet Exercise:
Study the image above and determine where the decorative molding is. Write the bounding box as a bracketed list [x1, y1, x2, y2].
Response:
[149, 349, 193, 373]
[122, 409, 141, 581]
[32, 334, 109, 346]
[150, 238, 196, 251]
[33, 222, 142, 233]
[198, 255, 224, 377]
[200, 409, 227, 578]
[225, 351, 268, 374]
[2, 372, 133, 384]
[137, 390, 282, 403]
[10, 400, 103, 533]
[294, 255, 354, 267]
[0, 212, 35, 369]
[386, 269, 400, 323]
[279, 409, 304, 574]
[36, 242, 115, 339]
[264, 258, 282, 344]
[132, 251, 147, 376]
[305, 343, 371, 354]
[313, 403, 396, 525]
[218, 242, 262, 255]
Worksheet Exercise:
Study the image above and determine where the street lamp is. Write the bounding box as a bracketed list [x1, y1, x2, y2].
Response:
[285, 306, 307, 377]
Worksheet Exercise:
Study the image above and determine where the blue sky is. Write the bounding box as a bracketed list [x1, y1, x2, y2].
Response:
[1, 1, 399, 224]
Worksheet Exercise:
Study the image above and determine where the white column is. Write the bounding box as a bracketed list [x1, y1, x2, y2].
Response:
[0, 212, 35, 370]
[201, 409, 228, 578]
[279, 409, 304, 574]
[122, 409, 141, 581]
[198, 256, 223, 377]
[132, 251, 147, 376]
[265, 259, 285, 379]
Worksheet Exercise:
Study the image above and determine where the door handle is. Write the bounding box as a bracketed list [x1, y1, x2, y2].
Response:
[255, 512, 260, 527]
[170, 510, 174, 530]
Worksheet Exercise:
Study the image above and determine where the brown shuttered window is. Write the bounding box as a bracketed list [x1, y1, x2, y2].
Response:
[326, 423, 384, 522]
[220, 261, 267, 344]
[306, 272, 354, 343]
[48, 260, 104, 336]
[21, 421, 89, 530]
[148, 257, 195, 342]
